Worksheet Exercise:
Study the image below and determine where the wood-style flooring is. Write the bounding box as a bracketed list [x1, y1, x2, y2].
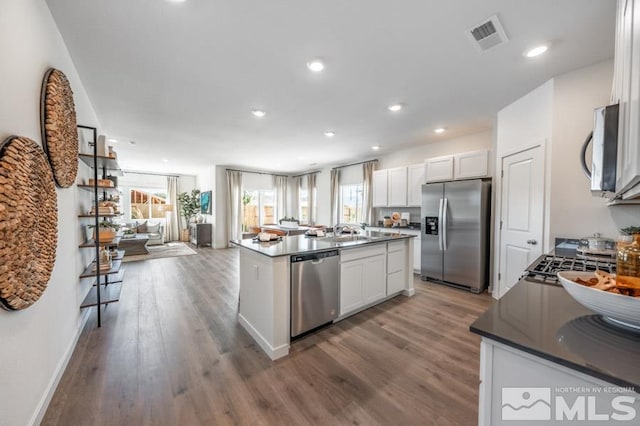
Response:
[43, 247, 493, 426]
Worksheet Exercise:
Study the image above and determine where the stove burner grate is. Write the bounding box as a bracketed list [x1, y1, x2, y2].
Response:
[524, 254, 616, 285]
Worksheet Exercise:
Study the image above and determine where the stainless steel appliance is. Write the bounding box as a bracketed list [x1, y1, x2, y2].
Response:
[421, 179, 491, 293]
[523, 254, 616, 286]
[580, 104, 619, 196]
[290, 250, 339, 337]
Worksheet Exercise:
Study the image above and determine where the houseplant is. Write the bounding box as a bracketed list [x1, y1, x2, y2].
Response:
[242, 191, 253, 231]
[279, 216, 299, 228]
[178, 189, 201, 241]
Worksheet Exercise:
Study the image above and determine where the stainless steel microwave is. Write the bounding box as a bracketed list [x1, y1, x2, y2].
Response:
[580, 104, 619, 196]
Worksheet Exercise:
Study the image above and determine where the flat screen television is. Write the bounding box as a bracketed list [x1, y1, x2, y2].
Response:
[200, 190, 212, 215]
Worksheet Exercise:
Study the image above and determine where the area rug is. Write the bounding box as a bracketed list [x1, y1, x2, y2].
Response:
[121, 242, 197, 263]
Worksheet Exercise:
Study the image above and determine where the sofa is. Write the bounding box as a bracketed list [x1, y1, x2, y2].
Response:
[124, 221, 164, 246]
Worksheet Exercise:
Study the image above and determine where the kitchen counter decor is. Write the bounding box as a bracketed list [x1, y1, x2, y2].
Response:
[40, 68, 79, 188]
[0, 136, 58, 310]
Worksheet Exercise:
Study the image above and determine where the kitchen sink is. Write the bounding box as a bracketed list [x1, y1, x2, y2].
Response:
[321, 235, 373, 242]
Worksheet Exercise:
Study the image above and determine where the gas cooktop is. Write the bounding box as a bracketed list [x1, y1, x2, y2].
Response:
[524, 254, 616, 285]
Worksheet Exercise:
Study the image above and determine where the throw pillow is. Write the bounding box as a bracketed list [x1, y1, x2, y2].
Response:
[146, 223, 160, 233]
[136, 221, 148, 233]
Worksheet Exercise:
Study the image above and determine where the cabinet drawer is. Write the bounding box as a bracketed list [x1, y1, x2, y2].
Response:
[387, 249, 405, 274]
[387, 270, 405, 295]
[340, 244, 386, 262]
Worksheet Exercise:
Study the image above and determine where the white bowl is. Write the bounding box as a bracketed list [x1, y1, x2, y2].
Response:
[557, 271, 640, 330]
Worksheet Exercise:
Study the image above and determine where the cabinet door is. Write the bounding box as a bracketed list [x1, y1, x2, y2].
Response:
[372, 170, 388, 207]
[387, 271, 405, 295]
[407, 163, 425, 206]
[340, 261, 364, 315]
[413, 236, 421, 273]
[388, 167, 408, 206]
[425, 156, 454, 182]
[454, 150, 489, 179]
[363, 254, 386, 303]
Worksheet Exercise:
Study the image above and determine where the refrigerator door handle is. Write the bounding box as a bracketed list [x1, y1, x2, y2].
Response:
[442, 197, 448, 251]
[438, 198, 444, 251]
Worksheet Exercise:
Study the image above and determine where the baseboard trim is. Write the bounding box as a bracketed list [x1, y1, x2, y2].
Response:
[238, 313, 289, 360]
[403, 288, 416, 297]
[30, 308, 90, 426]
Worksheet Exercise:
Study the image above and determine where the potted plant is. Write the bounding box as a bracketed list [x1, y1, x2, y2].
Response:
[178, 189, 201, 241]
[89, 220, 120, 243]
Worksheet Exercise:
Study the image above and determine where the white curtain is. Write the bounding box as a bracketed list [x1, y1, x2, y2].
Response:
[226, 170, 243, 246]
[330, 168, 340, 226]
[166, 176, 180, 241]
[274, 175, 288, 221]
[362, 161, 376, 226]
[291, 176, 300, 220]
[308, 173, 317, 225]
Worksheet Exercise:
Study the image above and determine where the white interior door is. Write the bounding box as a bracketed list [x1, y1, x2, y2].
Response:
[498, 146, 544, 297]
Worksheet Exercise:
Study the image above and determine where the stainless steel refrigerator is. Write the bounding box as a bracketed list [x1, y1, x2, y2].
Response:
[421, 179, 491, 293]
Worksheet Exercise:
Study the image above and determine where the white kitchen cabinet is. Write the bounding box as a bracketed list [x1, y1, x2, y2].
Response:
[614, 0, 640, 197]
[387, 241, 407, 294]
[368, 227, 421, 273]
[454, 150, 489, 180]
[478, 338, 640, 425]
[407, 163, 425, 206]
[425, 156, 454, 182]
[339, 245, 387, 316]
[388, 167, 408, 206]
[372, 170, 388, 207]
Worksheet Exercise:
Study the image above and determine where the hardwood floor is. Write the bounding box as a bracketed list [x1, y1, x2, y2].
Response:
[43, 248, 493, 426]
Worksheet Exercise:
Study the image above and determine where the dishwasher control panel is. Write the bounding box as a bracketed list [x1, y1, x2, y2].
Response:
[291, 249, 339, 263]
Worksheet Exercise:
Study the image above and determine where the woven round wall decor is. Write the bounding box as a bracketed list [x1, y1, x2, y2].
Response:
[0, 136, 58, 310]
[40, 68, 79, 188]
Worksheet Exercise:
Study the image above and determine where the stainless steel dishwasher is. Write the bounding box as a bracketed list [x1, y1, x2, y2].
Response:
[290, 249, 340, 338]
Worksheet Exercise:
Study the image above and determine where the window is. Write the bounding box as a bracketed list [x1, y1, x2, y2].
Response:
[242, 189, 275, 230]
[130, 189, 167, 220]
[299, 180, 309, 223]
[340, 183, 363, 223]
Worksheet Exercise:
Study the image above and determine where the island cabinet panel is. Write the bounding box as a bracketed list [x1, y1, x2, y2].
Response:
[387, 241, 408, 294]
[339, 244, 387, 316]
[478, 338, 640, 426]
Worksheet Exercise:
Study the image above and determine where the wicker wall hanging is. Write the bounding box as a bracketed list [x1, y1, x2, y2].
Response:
[0, 136, 58, 310]
[40, 68, 79, 188]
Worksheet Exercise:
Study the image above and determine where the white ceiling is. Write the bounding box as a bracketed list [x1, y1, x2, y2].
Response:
[46, 0, 616, 175]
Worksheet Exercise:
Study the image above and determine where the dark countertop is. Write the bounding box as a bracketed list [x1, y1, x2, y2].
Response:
[230, 231, 415, 257]
[470, 279, 640, 389]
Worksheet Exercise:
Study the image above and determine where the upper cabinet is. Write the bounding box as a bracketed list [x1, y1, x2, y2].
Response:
[425, 149, 490, 182]
[372, 170, 388, 207]
[388, 167, 408, 206]
[407, 164, 425, 206]
[372, 165, 423, 207]
[613, 0, 640, 198]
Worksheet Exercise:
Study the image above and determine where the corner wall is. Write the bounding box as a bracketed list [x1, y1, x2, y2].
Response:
[0, 1, 101, 424]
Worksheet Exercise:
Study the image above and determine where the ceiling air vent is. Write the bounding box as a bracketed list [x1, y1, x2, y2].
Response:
[466, 15, 509, 53]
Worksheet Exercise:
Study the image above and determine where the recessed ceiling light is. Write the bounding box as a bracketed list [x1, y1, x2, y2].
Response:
[434, 128, 446, 134]
[166, 0, 187, 3]
[162, 158, 169, 163]
[252, 109, 266, 117]
[524, 44, 549, 58]
[107, 138, 118, 143]
[388, 103, 403, 112]
[307, 59, 325, 72]
[372, 145, 381, 151]
[324, 131, 335, 137]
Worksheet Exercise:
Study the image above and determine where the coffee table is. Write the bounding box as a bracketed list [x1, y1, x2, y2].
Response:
[118, 235, 150, 256]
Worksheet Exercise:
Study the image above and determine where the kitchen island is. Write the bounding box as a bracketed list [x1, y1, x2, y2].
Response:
[231, 231, 415, 360]
[470, 279, 640, 424]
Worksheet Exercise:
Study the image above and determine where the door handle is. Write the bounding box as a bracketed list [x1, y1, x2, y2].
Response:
[438, 198, 444, 251]
[442, 198, 448, 251]
[526, 239, 538, 245]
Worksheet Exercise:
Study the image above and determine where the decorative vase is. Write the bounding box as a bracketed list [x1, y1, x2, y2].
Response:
[616, 234, 640, 288]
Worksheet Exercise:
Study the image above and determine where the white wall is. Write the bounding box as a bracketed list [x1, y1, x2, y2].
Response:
[549, 59, 640, 241]
[0, 1, 101, 425]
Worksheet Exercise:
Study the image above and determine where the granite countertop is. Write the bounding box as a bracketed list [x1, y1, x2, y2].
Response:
[230, 231, 416, 257]
[470, 279, 640, 389]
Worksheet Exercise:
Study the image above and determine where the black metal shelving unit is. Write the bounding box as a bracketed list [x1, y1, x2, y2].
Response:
[77, 125, 124, 327]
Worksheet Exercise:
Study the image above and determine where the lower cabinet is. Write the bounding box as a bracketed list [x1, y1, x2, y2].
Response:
[189, 223, 212, 247]
[339, 245, 387, 316]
